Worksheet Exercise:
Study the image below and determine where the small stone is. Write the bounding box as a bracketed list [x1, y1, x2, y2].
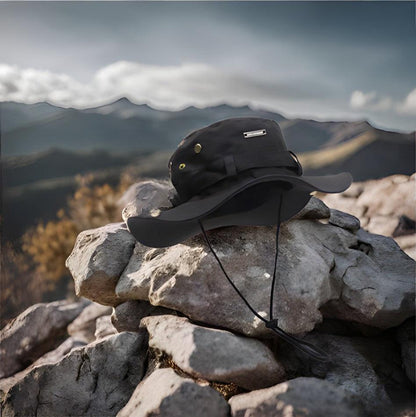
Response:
[329, 208, 360, 232]
[117, 368, 229, 417]
[111, 300, 175, 333]
[94, 315, 117, 340]
[67, 302, 112, 343]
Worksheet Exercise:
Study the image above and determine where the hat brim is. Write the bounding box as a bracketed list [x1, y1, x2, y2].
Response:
[126, 171, 352, 248]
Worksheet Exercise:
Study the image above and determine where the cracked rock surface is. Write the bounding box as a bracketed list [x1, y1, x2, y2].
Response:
[229, 376, 366, 417]
[141, 315, 286, 390]
[115, 217, 414, 336]
[2, 332, 147, 417]
[0, 299, 88, 379]
[117, 368, 229, 417]
[65, 222, 136, 306]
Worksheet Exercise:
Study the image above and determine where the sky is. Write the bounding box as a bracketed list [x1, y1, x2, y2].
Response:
[0, 1, 415, 132]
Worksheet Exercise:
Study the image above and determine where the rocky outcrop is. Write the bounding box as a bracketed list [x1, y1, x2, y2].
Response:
[2, 177, 415, 417]
[141, 315, 285, 390]
[0, 299, 87, 379]
[229, 377, 366, 417]
[112, 218, 414, 337]
[65, 222, 136, 306]
[117, 368, 229, 417]
[317, 173, 416, 259]
[2, 332, 147, 417]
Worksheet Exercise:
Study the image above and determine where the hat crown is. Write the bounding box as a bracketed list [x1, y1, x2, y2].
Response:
[168, 117, 301, 203]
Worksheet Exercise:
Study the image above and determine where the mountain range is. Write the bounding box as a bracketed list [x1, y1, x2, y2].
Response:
[1, 98, 415, 241]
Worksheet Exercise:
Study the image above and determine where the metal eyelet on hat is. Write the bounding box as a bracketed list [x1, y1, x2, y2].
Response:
[150, 208, 161, 217]
[194, 143, 202, 153]
[179, 163, 186, 170]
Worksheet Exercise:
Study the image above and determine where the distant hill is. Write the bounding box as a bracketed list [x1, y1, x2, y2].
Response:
[1, 99, 287, 156]
[1, 98, 415, 243]
[300, 128, 415, 180]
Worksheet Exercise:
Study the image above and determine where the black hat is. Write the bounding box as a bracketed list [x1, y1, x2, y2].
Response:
[127, 117, 353, 362]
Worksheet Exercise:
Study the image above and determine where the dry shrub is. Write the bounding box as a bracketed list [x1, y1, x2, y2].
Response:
[21, 173, 136, 286]
[0, 243, 44, 328]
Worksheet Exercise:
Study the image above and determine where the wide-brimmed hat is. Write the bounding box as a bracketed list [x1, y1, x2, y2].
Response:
[127, 117, 353, 362]
[127, 117, 352, 248]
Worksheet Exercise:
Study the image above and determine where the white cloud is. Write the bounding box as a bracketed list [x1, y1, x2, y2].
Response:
[350, 90, 392, 111]
[0, 61, 319, 111]
[397, 87, 416, 115]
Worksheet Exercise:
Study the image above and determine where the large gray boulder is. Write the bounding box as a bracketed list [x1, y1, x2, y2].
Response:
[229, 377, 366, 417]
[65, 222, 136, 306]
[0, 299, 87, 379]
[141, 315, 285, 390]
[2, 332, 147, 417]
[0, 336, 86, 399]
[115, 217, 414, 337]
[117, 368, 229, 417]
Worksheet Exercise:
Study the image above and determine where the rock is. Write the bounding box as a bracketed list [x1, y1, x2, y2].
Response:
[321, 228, 414, 328]
[0, 337, 86, 399]
[0, 299, 87, 379]
[67, 302, 112, 343]
[317, 174, 415, 257]
[116, 219, 415, 336]
[66, 222, 136, 306]
[94, 315, 117, 339]
[111, 300, 175, 333]
[141, 315, 285, 390]
[300, 334, 393, 414]
[117, 368, 229, 417]
[291, 196, 330, 220]
[396, 318, 415, 384]
[2, 332, 147, 417]
[229, 377, 366, 417]
[393, 215, 416, 238]
[120, 180, 173, 224]
[329, 209, 360, 232]
[394, 234, 416, 261]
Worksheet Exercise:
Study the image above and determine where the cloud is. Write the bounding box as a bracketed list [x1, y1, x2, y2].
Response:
[350, 90, 392, 111]
[397, 87, 416, 115]
[0, 61, 325, 111]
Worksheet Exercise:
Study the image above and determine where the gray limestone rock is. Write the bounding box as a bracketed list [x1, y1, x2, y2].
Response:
[94, 315, 117, 340]
[141, 315, 285, 390]
[229, 377, 366, 417]
[117, 368, 229, 417]
[116, 219, 414, 336]
[0, 299, 87, 379]
[329, 208, 361, 232]
[65, 222, 136, 306]
[2, 332, 147, 417]
[111, 300, 175, 333]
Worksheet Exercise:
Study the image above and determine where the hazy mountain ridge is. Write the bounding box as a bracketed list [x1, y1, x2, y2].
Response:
[2, 98, 415, 242]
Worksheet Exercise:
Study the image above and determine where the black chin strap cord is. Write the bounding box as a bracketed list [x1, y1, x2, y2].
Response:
[197, 196, 329, 363]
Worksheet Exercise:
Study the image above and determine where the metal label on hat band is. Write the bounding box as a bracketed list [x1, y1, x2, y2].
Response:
[243, 129, 267, 138]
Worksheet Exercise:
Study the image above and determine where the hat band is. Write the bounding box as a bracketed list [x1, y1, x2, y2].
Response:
[173, 149, 301, 202]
